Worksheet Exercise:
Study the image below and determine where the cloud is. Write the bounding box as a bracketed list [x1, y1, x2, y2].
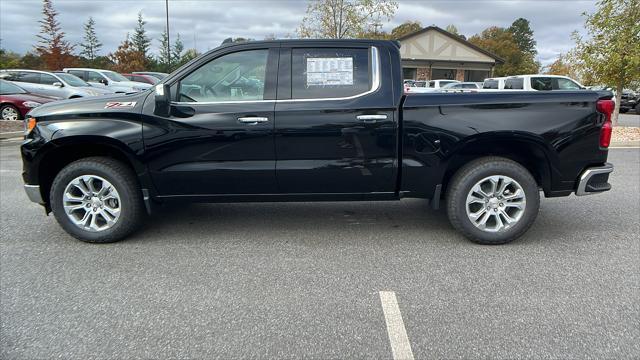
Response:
[0, 0, 595, 65]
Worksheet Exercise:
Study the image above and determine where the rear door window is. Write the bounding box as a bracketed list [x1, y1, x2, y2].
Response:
[504, 78, 524, 89]
[18, 72, 41, 84]
[483, 80, 498, 89]
[291, 48, 370, 99]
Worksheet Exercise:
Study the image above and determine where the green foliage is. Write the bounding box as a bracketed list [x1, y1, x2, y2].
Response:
[80, 17, 102, 61]
[157, 28, 171, 72]
[573, 0, 640, 124]
[390, 21, 422, 39]
[469, 26, 539, 76]
[298, 0, 398, 39]
[445, 24, 459, 35]
[132, 11, 151, 59]
[508, 18, 537, 55]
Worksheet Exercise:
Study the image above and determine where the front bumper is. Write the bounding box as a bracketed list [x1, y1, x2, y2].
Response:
[576, 163, 614, 196]
[24, 184, 44, 204]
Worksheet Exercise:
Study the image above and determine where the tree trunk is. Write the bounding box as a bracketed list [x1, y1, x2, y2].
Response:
[613, 83, 623, 126]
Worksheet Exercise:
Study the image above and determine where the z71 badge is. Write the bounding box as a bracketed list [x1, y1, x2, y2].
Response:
[104, 102, 137, 109]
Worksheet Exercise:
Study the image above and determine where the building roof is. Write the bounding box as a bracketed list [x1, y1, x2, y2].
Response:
[397, 26, 504, 64]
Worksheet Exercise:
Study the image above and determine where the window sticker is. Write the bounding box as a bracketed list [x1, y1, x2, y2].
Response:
[306, 57, 353, 86]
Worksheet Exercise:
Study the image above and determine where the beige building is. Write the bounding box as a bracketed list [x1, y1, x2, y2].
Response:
[398, 26, 503, 82]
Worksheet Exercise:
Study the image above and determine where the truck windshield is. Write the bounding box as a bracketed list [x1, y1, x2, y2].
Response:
[483, 80, 499, 89]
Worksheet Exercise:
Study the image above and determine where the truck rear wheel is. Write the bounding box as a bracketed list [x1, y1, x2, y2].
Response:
[50, 157, 144, 243]
[445, 157, 540, 245]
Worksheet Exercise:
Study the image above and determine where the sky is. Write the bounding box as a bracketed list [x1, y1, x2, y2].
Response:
[0, 0, 598, 66]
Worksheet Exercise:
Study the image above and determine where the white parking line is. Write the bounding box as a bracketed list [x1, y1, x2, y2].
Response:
[379, 291, 415, 360]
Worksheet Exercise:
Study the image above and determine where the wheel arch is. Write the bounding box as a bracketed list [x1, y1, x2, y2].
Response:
[440, 133, 555, 196]
[35, 136, 149, 207]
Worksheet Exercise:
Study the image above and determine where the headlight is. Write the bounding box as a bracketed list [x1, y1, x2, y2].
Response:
[22, 101, 42, 108]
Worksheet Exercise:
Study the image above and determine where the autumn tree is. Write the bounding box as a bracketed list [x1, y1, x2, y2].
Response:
[573, 0, 640, 125]
[34, 0, 76, 70]
[109, 34, 145, 73]
[544, 53, 580, 78]
[79, 17, 102, 61]
[390, 20, 422, 39]
[298, 0, 398, 39]
[469, 26, 539, 76]
[132, 12, 151, 61]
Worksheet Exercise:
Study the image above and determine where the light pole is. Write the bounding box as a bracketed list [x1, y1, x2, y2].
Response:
[165, 0, 170, 67]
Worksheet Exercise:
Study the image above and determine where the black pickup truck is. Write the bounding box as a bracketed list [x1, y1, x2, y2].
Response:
[21, 39, 614, 245]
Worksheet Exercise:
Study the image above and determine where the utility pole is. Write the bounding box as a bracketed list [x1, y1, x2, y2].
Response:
[165, 0, 170, 67]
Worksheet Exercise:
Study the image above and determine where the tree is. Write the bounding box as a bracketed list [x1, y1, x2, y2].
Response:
[573, 0, 640, 125]
[390, 20, 421, 39]
[34, 0, 76, 70]
[172, 33, 184, 65]
[109, 34, 145, 73]
[544, 52, 582, 80]
[79, 17, 102, 61]
[0, 49, 22, 69]
[445, 24, 459, 35]
[157, 28, 171, 72]
[131, 12, 151, 59]
[298, 0, 398, 39]
[469, 26, 539, 76]
[508, 18, 537, 55]
[176, 48, 199, 68]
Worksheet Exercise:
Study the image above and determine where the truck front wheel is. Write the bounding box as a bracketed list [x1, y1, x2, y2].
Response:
[50, 157, 144, 243]
[445, 157, 540, 245]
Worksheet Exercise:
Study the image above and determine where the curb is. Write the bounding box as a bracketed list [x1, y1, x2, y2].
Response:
[0, 131, 22, 140]
[610, 139, 640, 148]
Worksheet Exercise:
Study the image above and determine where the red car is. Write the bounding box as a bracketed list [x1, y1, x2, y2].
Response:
[122, 73, 159, 85]
[0, 80, 57, 121]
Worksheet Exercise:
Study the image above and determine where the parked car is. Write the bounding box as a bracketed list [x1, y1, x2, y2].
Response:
[0, 69, 114, 99]
[0, 80, 56, 121]
[407, 79, 459, 93]
[132, 71, 169, 80]
[619, 89, 639, 114]
[22, 39, 614, 245]
[122, 73, 159, 85]
[439, 82, 482, 93]
[62, 68, 152, 93]
[502, 75, 585, 91]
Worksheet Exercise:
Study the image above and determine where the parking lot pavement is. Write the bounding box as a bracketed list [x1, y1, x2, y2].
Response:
[619, 113, 640, 127]
[1, 143, 639, 359]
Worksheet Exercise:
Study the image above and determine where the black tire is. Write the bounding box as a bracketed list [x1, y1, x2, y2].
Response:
[446, 156, 540, 245]
[636, 104, 640, 115]
[619, 108, 628, 114]
[50, 157, 144, 243]
[0, 104, 21, 121]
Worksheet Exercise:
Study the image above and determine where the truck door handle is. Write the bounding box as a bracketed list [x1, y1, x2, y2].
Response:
[238, 117, 269, 125]
[357, 114, 387, 123]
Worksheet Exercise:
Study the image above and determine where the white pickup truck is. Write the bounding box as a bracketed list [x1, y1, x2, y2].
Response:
[483, 75, 585, 91]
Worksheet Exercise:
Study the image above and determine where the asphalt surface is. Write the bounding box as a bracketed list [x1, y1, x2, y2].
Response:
[619, 113, 640, 127]
[1, 143, 638, 359]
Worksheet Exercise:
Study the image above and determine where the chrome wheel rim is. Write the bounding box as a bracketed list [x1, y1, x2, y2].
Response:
[1, 107, 19, 121]
[465, 175, 526, 232]
[63, 175, 121, 232]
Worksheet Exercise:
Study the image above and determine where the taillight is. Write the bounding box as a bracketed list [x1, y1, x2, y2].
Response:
[596, 99, 614, 148]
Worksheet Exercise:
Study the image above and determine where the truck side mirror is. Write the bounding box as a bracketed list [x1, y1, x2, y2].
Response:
[53, 82, 63, 88]
[100, 79, 108, 85]
[154, 84, 171, 117]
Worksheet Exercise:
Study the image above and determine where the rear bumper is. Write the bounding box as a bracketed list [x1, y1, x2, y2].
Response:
[24, 184, 44, 204]
[576, 163, 613, 196]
